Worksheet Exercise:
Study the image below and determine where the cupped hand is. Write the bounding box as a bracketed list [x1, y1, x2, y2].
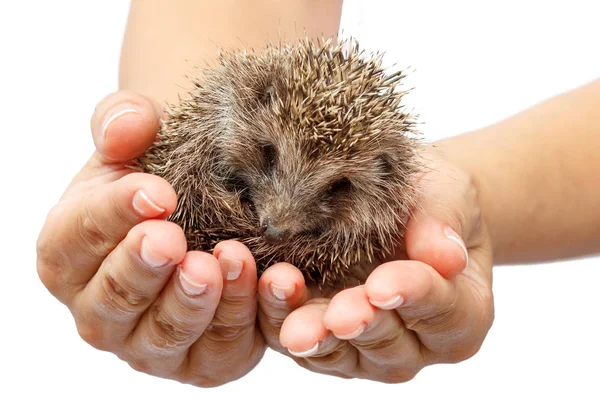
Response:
[36, 91, 266, 387]
[256, 148, 494, 382]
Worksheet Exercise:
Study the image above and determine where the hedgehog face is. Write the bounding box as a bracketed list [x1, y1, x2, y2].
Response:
[210, 49, 417, 249]
[217, 115, 411, 247]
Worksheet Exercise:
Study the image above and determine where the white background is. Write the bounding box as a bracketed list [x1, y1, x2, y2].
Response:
[1, 1, 599, 399]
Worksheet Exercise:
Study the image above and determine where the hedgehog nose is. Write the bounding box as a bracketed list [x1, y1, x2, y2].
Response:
[260, 220, 288, 245]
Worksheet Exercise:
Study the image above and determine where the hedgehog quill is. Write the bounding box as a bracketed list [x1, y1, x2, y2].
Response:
[133, 38, 421, 288]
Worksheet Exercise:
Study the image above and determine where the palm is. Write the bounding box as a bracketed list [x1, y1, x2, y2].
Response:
[255, 149, 494, 382]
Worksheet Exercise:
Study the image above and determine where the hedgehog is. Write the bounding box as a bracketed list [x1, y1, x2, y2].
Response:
[133, 37, 421, 288]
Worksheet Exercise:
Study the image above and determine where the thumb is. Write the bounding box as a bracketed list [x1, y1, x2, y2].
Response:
[405, 212, 469, 279]
[90, 90, 164, 164]
[403, 154, 478, 279]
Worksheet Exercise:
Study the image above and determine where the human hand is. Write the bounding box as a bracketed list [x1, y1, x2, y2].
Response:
[256, 148, 494, 382]
[36, 91, 266, 387]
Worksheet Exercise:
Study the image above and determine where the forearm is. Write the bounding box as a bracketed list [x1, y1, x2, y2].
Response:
[438, 78, 600, 264]
[119, 0, 343, 104]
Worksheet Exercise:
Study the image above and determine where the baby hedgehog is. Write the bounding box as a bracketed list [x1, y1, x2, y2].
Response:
[134, 38, 420, 288]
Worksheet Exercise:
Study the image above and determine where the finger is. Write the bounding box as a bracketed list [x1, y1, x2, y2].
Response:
[279, 299, 358, 378]
[405, 213, 469, 279]
[257, 263, 310, 353]
[364, 260, 491, 360]
[37, 172, 177, 300]
[183, 241, 265, 385]
[62, 90, 164, 194]
[73, 220, 187, 349]
[127, 251, 224, 377]
[323, 286, 422, 382]
[90, 90, 164, 164]
[404, 153, 480, 278]
[65, 91, 165, 190]
[279, 298, 330, 356]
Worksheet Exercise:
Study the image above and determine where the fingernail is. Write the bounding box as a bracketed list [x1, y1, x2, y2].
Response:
[288, 342, 319, 358]
[102, 105, 139, 138]
[369, 294, 404, 310]
[443, 226, 469, 268]
[132, 190, 165, 217]
[335, 323, 366, 340]
[140, 237, 171, 268]
[270, 283, 296, 300]
[220, 254, 243, 281]
[179, 270, 208, 296]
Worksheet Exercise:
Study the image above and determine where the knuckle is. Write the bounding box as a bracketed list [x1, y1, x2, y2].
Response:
[478, 290, 494, 321]
[78, 198, 113, 257]
[204, 320, 255, 342]
[36, 209, 67, 291]
[446, 169, 481, 235]
[443, 343, 483, 364]
[465, 274, 495, 328]
[77, 320, 108, 351]
[179, 354, 255, 388]
[257, 310, 287, 350]
[185, 375, 228, 388]
[219, 293, 256, 313]
[475, 290, 495, 337]
[354, 329, 404, 354]
[36, 257, 61, 296]
[36, 205, 88, 301]
[296, 359, 353, 380]
[466, 181, 483, 230]
[377, 368, 419, 384]
[98, 270, 150, 317]
[146, 304, 196, 352]
[36, 260, 73, 302]
[127, 359, 154, 375]
[37, 246, 71, 298]
[304, 342, 351, 369]
[202, 295, 257, 342]
[470, 187, 483, 219]
[259, 311, 285, 332]
[36, 207, 61, 261]
[403, 296, 458, 334]
[307, 352, 346, 370]
[257, 305, 286, 331]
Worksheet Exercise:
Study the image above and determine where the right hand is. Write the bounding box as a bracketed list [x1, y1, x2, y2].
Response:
[36, 91, 266, 387]
[255, 148, 494, 383]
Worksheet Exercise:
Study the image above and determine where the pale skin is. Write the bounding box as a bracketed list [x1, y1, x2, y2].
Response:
[36, 0, 600, 386]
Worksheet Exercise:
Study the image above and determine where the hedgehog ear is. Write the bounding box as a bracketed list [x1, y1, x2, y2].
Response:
[377, 153, 395, 176]
[327, 177, 353, 196]
[260, 85, 276, 106]
[260, 142, 277, 169]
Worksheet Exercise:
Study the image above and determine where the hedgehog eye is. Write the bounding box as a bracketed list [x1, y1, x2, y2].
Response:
[261, 143, 277, 169]
[260, 85, 276, 106]
[326, 177, 353, 196]
[303, 224, 327, 238]
[224, 173, 255, 209]
[224, 173, 249, 195]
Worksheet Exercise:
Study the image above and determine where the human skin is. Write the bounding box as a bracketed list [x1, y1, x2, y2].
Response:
[36, 0, 347, 387]
[115, 1, 493, 382]
[437, 77, 600, 264]
[118, 2, 600, 381]
[37, 0, 600, 386]
[252, 78, 600, 380]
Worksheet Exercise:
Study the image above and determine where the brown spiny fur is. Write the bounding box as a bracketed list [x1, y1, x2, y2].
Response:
[132, 37, 421, 288]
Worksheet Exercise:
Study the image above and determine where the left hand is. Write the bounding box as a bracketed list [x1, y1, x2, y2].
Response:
[36, 92, 267, 387]
[256, 148, 494, 382]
